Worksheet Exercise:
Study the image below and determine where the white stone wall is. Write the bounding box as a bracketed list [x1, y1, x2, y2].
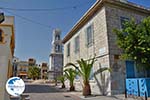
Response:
[64, 7, 111, 95]
[0, 16, 14, 100]
[0, 56, 9, 100]
[64, 7, 109, 64]
[105, 3, 148, 94]
[2, 16, 14, 25]
[63, 1, 149, 95]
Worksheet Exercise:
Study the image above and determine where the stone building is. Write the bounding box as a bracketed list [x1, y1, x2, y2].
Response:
[17, 61, 29, 79]
[62, 0, 150, 95]
[12, 56, 19, 76]
[12, 58, 37, 79]
[41, 63, 48, 79]
[28, 58, 36, 66]
[0, 16, 15, 100]
[48, 29, 63, 80]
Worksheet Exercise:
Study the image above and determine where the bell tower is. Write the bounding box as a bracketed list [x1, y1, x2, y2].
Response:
[48, 28, 63, 80]
[51, 29, 62, 53]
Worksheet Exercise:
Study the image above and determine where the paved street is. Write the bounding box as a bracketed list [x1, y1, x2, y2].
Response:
[23, 83, 83, 100]
[20, 83, 140, 100]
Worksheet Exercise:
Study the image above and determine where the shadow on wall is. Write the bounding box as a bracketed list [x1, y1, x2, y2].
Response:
[93, 63, 110, 96]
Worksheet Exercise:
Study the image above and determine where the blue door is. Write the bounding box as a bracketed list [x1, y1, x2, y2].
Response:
[126, 61, 135, 78]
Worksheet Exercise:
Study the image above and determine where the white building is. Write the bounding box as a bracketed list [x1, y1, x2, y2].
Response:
[62, 0, 149, 95]
[0, 16, 15, 100]
[48, 29, 63, 80]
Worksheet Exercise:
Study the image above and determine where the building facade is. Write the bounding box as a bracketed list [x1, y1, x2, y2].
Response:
[17, 61, 29, 79]
[13, 58, 37, 79]
[28, 58, 36, 66]
[0, 16, 15, 100]
[62, 0, 150, 95]
[49, 29, 63, 80]
[12, 56, 19, 76]
[41, 63, 48, 79]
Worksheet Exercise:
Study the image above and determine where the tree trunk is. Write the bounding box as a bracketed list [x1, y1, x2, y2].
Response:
[33, 77, 35, 80]
[62, 83, 65, 88]
[83, 82, 91, 96]
[70, 85, 75, 91]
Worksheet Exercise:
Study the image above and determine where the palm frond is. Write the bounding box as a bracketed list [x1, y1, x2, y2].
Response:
[57, 75, 66, 83]
[64, 68, 77, 85]
[93, 67, 111, 77]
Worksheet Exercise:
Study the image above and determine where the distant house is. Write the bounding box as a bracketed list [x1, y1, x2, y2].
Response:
[0, 16, 15, 100]
[12, 58, 37, 79]
[62, 0, 150, 95]
[28, 58, 36, 66]
[17, 61, 29, 79]
[12, 56, 19, 76]
[41, 63, 48, 79]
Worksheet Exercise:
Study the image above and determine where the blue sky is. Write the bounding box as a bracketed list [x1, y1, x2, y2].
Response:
[0, 0, 149, 64]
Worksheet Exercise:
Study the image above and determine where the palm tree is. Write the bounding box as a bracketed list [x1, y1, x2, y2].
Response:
[64, 68, 77, 91]
[28, 66, 41, 80]
[65, 57, 109, 96]
[57, 75, 66, 88]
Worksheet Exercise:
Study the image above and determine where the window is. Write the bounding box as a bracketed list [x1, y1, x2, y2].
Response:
[74, 36, 80, 53]
[120, 17, 129, 35]
[23, 68, 26, 72]
[75, 69, 79, 80]
[43, 70, 47, 73]
[86, 24, 94, 46]
[114, 55, 120, 60]
[120, 16, 129, 29]
[67, 43, 70, 57]
[89, 67, 94, 80]
[55, 34, 60, 40]
[19, 68, 23, 71]
[55, 44, 61, 52]
[0, 29, 4, 43]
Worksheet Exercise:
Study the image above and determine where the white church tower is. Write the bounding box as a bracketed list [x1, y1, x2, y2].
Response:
[48, 29, 63, 80]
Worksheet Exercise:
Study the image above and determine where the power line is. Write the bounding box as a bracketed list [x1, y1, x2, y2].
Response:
[0, 1, 93, 12]
[4, 10, 52, 29]
[0, 0, 94, 29]
[0, 6, 76, 11]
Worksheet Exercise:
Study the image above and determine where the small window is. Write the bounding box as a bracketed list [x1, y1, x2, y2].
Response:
[89, 67, 94, 80]
[136, 19, 141, 24]
[86, 24, 94, 47]
[74, 36, 80, 53]
[114, 55, 120, 60]
[55, 34, 60, 40]
[67, 43, 70, 57]
[55, 44, 61, 52]
[75, 69, 79, 80]
[120, 16, 129, 29]
[19, 68, 23, 71]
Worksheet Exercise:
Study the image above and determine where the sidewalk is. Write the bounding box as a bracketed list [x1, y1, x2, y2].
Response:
[70, 92, 146, 100]
[55, 84, 148, 100]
